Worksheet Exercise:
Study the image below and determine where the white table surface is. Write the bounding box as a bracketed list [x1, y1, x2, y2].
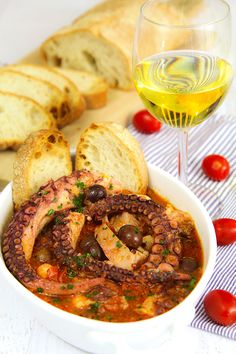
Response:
[0, 1, 235, 353]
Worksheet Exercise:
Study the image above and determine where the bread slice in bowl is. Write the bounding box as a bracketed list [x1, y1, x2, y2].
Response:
[75, 122, 148, 194]
[13, 129, 72, 209]
[55, 68, 108, 109]
[9, 64, 86, 127]
[0, 92, 55, 150]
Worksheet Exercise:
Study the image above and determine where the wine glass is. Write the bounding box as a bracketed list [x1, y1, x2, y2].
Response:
[133, 0, 232, 217]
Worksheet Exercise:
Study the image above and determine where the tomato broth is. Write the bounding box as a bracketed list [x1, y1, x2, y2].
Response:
[30, 189, 203, 323]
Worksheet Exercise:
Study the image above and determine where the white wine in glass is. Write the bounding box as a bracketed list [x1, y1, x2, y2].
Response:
[133, 0, 233, 216]
[134, 50, 232, 128]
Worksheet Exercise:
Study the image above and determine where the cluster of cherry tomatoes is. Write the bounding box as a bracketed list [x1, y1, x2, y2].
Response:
[205, 218, 236, 326]
[133, 109, 236, 327]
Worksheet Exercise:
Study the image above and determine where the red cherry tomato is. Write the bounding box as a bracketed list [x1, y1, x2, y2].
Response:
[133, 110, 162, 134]
[213, 218, 236, 246]
[204, 289, 236, 326]
[202, 155, 230, 181]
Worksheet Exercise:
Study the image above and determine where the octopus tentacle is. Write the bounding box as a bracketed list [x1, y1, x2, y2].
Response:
[52, 195, 190, 284]
[2, 170, 120, 295]
[85, 194, 183, 269]
[52, 210, 85, 264]
[26, 277, 106, 296]
[61, 255, 190, 285]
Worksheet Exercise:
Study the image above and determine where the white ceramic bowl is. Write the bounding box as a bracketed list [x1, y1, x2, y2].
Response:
[0, 164, 216, 354]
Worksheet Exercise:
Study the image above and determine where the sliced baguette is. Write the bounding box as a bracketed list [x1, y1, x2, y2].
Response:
[0, 91, 55, 150]
[41, 24, 133, 89]
[13, 129, 72, 209]
[9, 64, 86, 126]
[55, 68, 108, 109]
[0, 69, 69, 127]
[75, 122, 148, 194]
[41, 0, 202, 89]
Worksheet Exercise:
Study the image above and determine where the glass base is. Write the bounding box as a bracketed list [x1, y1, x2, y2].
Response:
[189, 183, 223, 220]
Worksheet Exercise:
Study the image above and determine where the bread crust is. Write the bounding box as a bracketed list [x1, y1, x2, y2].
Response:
[0, 68, 76, 127]
[13, 129, 72, 209]
[55, 68, 108, 109]
[84, 90, 107, 109]
[9, 64, 86, 127]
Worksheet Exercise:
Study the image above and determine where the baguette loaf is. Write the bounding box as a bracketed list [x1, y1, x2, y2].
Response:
[9, 64, 86, 127]
[13, 129, 72, 208]
[41, 0, 202, 89]
[55, 68, 108, 109]
[75, 122, 148, 194]
[0, 92, 55, 150]
[0, 69, 68, 126]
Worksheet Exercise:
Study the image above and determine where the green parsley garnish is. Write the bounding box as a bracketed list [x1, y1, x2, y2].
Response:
[46, 209, 55, 216]
[85, 290, 99, 298]
[40, 190, 49, 196]
[116, 241, 122, 248]
[73, 194, 84, 213]
[67, 269, 77, 278]
[188, 277, 196, 290]
[67, 284, 74, 290]
[125, 295, 136, 301]
[57, 204, 63, 209]
[103, 226, 108, 230]
[159, 239, 165, 245]
[134, 227, 139, 234]
[90, 302, 100, 312]
[76, 180, 85, 190]
[162, 249, 170, 256]
[51, 197, 57, 202]
[36, 287, 44, 293]
[75, 253, 90, 268]
[109, 183, 113, 190]
[52, 298, 61, 303]
[60, 285, 66, 290]
[55, 216, 64, 225]
[106, 315, 113, 321]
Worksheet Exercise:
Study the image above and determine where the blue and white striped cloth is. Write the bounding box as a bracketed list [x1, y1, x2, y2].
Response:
[129, 114, 236, 340]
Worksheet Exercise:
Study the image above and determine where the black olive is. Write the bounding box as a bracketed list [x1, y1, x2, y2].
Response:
[118, 224, 143, 249]
[84, 184, 107, 203]
[79, 234, 104, 260]
[88, 243, 104, 260]
[181, 257, 198, 272]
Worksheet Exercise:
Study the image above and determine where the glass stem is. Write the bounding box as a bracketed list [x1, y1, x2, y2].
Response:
[178, 129, 189, 186]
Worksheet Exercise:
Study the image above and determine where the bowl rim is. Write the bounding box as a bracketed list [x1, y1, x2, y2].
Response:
[0, 163, 217, 332]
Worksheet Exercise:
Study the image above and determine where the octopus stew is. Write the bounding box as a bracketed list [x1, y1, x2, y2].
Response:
[2, 170, 203, 322]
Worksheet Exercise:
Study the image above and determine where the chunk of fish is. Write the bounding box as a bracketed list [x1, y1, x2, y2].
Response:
[95, 223, 149, 270]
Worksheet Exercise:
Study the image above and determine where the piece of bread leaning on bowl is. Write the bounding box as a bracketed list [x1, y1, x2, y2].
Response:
[0, 122, 216, 353]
